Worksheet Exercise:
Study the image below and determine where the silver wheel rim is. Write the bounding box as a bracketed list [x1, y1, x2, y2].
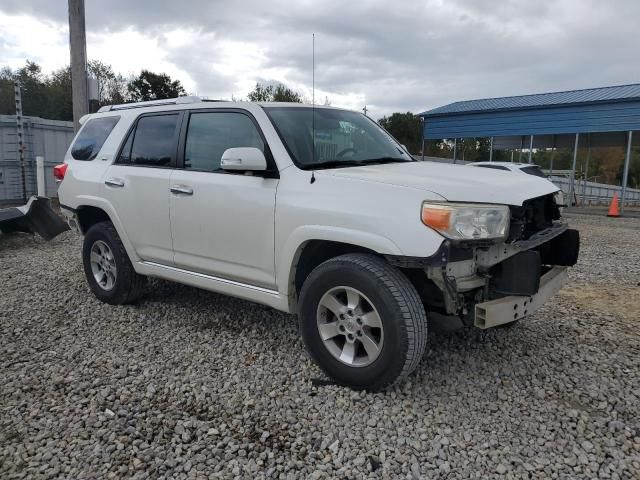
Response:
[316, 286, 384, 367]
[89, 240, 117, 291]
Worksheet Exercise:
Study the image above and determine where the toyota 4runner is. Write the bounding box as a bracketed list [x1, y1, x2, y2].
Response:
[56, 96, 579, 391]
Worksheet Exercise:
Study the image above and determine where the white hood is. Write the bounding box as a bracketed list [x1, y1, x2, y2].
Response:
[318, 161, 559, 206]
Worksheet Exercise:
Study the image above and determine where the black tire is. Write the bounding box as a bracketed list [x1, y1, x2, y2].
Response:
[82, 221, 146, 305]
[299, 253, 428, 391]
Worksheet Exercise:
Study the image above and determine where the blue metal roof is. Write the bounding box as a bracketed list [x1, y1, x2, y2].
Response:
[420, 84, 640, 117]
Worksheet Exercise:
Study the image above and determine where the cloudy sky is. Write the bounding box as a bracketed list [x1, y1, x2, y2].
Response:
[1, 0, 639, 118]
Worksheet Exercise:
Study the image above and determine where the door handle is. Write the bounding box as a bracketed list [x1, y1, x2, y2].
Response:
[170, 185, 194, 195]
[105, 177, 125, 187]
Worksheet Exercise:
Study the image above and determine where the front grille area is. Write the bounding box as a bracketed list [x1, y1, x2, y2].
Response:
[508, 193, 561, 242]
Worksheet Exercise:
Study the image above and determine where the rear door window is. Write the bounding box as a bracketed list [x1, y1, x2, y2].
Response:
[118, 114, 181, 167]
[70, 116, 120, 160]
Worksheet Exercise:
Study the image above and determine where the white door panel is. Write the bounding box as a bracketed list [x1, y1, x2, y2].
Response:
[103, 165, 173, 264]
[169, 171, 277, 289]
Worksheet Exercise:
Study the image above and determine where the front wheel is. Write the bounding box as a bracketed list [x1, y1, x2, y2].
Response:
[299, 254, 428, 391]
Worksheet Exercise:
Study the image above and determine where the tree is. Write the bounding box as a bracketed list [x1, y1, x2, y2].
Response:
[0, 61, 67, 119]
[127, 70, 186, 102]
[247, 82, 302, 103]
[88, 60, 127, 106]
[377, 112, 422, 154]
[0, 67, 16, 115]
[46, 65, 73, 120]
[1, 61, 191, 120]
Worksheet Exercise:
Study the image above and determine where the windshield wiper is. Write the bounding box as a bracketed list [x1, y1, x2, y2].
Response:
[364, 156, 414, 163]
[310, 157, 410, 170]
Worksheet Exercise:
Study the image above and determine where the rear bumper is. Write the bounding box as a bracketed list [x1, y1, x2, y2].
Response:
[474, 266, 568, 329]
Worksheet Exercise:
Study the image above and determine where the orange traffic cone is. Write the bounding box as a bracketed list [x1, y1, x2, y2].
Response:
[607, 193, 620, 217]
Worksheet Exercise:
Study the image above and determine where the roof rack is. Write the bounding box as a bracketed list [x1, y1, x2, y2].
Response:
[97, 96, 206, 113]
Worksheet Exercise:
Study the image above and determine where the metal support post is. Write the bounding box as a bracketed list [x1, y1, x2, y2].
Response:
[582, 135, 591, 206]
[518, 136, 523, 162]
[569, 133, 580, 207]
[620, 131, 633, 215]
[489, 136, 494, 162]
[36, 156, 46, 197]
[453, 138, 457, 164]
[421, 118, 425, 161]
[528, 135, 534, 163]
[549, 135, 556, 177]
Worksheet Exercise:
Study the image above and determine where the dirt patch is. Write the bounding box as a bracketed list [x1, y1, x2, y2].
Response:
[559, 283, 640, 321]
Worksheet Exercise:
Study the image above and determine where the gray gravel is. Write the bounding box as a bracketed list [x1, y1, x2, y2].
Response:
[1, 213, 639, 479]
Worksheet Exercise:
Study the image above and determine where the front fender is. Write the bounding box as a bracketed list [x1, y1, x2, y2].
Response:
[275, 225, 404, 297]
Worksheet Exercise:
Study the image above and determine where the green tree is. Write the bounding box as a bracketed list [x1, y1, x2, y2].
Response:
[0, 66, 16, 115]
[127, 70, 187, 102]
[1, 60, 126, 119]
[88, 60, 127, 106]
[46, 65, 73, 120]
[424, 139, 453, 158]
[12, 61, 51, 118]
[247, 82, 302, 103]
[377, 112, 422, 154]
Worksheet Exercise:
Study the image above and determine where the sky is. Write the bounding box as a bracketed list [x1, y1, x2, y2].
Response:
[1, 0, 639, 119]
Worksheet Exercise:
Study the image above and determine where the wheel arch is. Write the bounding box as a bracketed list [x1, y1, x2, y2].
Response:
[287, 239, 381, 312]
[72, 201, 140, 264]
[76, 205, 111, 233]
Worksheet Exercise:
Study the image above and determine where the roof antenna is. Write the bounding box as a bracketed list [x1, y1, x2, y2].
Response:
[310, 33, 316, 184]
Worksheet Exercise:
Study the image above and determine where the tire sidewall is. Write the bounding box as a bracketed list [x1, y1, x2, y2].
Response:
[299, 258, 410, 389]
[82, 223, 128, 303]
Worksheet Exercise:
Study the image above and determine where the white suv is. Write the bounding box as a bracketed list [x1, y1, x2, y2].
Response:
[57, 97, 579, 390]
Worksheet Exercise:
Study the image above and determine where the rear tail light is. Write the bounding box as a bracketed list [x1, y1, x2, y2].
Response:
[53, 163, 68, 181]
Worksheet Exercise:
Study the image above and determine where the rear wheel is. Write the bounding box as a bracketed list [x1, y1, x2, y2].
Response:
[82, 221, 146, 305]
[299, 253, 428, 391]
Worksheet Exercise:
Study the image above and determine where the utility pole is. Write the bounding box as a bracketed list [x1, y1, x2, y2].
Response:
[363, 105, 368, 116]
[68, 0, 89, 132]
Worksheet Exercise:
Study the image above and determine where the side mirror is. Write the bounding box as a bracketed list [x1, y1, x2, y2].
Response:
[221, 147, 267, 171]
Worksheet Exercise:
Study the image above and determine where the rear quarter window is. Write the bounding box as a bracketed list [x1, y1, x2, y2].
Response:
[70, 116, 120, 161]
[473, 164, 510, 171]
[520, 166, 546, 178]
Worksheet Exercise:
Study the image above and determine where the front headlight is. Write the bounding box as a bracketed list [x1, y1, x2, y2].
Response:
[421, 202, 510, 240]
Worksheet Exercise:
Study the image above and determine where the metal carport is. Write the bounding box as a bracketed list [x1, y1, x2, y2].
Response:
[418, 84, 640, 211]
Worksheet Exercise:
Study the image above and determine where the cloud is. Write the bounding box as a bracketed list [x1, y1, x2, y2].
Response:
[1, 0, 640, 118]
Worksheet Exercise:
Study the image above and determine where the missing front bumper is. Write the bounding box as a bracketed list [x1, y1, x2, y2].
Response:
[475, 266, 568, 329]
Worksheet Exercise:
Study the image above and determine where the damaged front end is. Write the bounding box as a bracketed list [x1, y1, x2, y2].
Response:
[390, 193, 580, 329]
[0, 196, 69, 241]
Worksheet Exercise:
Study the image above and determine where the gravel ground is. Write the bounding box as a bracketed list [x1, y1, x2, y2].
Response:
[1, 213, 639, 479]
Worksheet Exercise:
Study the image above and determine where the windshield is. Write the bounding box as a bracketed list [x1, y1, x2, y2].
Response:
[265, 107, 412, 169]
